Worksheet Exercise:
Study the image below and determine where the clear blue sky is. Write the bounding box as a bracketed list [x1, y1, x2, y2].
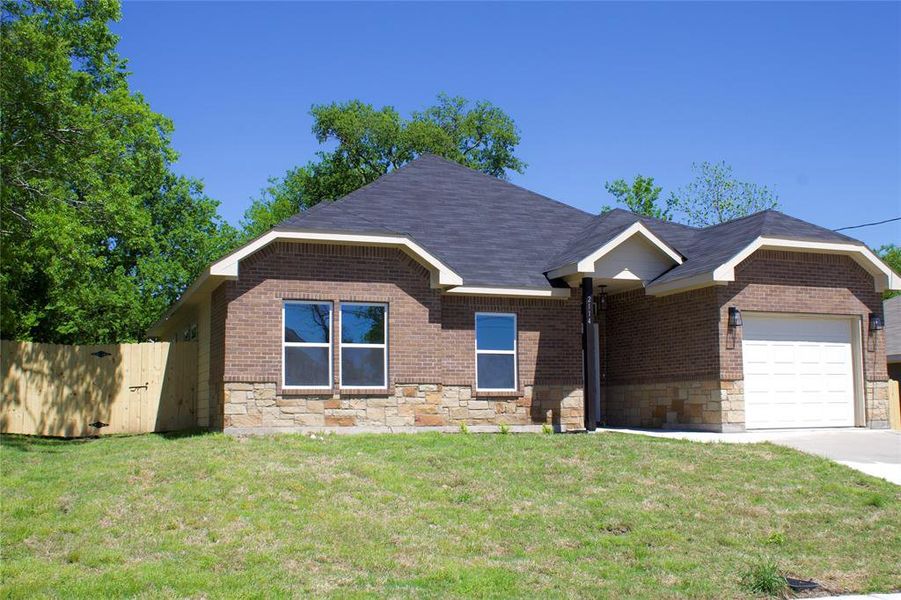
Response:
[114, 1, 900, 247]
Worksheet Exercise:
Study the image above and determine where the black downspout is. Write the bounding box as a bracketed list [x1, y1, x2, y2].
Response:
[582, 277, 599, 431]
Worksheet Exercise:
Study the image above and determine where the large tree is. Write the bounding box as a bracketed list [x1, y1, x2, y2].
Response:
[877, 244, 900, 299]
[602, 175, 669, 220]
[240, 94, 525, 238]
[667, 161, 779, 226]
[1, 0, 238, 343]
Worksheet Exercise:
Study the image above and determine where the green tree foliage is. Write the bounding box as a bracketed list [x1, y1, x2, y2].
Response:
[602, 175, 669, 220]
[1, 0, 238, 343]
[668, 161, 779, 226]
[877, 244, 900, 299]
[240, 94, 525, 239]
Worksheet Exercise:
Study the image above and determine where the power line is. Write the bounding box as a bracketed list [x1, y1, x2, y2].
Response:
[833, 216, 901, 232]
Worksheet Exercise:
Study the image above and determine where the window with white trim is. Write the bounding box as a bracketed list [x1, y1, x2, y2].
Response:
[340, 303, 387, 388]
[283, 301, 332, 389]
[475, 313, 517, 391]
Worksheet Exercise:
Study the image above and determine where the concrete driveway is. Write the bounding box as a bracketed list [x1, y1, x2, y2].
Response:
[603, 428, 901, 485]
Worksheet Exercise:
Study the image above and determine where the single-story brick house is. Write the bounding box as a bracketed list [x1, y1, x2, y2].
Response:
[149, 155, 899, 433]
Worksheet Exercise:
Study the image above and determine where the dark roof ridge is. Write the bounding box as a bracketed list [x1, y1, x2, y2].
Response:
[271, 196, 333, 229]
[414, 153, 596, 219]
[696, 209, 772, 232]
[324, 156, 428, 209]
[693, 208, 860, 243]
[759, 209, 861, 244]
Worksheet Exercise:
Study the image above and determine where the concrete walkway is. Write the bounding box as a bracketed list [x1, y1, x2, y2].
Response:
[825, 595, 900, 599]
[602, 428, 901, 485]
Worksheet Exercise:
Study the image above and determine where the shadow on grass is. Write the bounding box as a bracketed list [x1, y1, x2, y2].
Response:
[154, 428, 215, 441]
[0, 433, 96, 453]
[1, 428, 215, 453]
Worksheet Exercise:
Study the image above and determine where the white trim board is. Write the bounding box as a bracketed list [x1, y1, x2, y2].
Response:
[444, 286, 571, 298]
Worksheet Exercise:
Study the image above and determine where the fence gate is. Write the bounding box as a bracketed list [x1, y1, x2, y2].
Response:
[1, 340, 198, 437]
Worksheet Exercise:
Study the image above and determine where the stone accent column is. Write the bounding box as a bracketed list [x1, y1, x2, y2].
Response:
[866, 381, 889, 429]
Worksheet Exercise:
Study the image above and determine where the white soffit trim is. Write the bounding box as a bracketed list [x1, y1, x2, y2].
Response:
[644, 273, 724, 297]
[646, 236, 900, 297]
[547, 222, 683, 279]
[444, 286, 571, 298]
[210, 230, 464, 287]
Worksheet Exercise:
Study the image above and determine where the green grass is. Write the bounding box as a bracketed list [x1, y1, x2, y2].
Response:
[1, 431, 898, 599]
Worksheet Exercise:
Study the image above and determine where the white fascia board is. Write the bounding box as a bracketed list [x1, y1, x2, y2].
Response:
[547, 222, 683, 280]
[209, 230, 464, 287]
[647, 236, 899, 297]
[545, 263, 580, 280]
[444, 286, 571, 299]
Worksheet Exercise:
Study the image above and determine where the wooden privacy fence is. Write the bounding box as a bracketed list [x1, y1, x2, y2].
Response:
[1, 340, 197, 437]
[890, 379, 901, 431]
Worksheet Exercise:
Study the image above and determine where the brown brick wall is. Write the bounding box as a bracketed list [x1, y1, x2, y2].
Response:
[717, 250, 887, 382]
[440, 295, 582, 387]
[602, 286, 720, 385]
[207, 242, 889, 432]
[219, 242, 444, 389]
[214, 243, 583, 412]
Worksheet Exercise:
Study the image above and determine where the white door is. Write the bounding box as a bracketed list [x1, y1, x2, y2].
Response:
[742, 315, 856, 429]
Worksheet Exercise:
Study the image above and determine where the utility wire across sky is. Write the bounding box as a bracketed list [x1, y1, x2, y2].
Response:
[833, 216, 901, 232]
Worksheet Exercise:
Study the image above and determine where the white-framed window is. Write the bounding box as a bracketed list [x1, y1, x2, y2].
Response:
[475, 312, 517, 392]
[283, 301, 332, 389]
[340, 302, 388, 389]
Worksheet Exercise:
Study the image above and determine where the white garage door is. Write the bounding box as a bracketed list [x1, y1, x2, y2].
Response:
[742, 315, 857, 429]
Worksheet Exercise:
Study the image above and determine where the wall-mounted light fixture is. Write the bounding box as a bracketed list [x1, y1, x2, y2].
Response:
[595, 285, 608, 313]
[728, 307, 743, 328]
[869, 313, 884, 332]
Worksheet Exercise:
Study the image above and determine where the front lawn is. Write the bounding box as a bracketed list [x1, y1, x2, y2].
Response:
[1, 431, 898, 598]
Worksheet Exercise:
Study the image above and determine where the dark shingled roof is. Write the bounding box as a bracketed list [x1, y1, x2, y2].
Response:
[277, 154, 596, 287]
[649, 209, 862, 287]
[275, 154, 867, 290]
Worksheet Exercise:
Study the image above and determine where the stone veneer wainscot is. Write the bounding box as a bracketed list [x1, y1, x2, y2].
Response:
[222, 382, 583, 434]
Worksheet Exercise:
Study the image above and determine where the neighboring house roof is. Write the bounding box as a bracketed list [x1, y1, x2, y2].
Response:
[885, 296, 901, 364]
[147, 154, 900, 336]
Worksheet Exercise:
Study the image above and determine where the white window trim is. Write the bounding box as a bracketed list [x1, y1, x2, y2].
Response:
[339, 302, 388, 390]
[474, 312, 518, 392]
[282, 300, 333, 390]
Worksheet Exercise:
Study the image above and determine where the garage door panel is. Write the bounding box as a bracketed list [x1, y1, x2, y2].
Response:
[742, 315, 856, 429]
